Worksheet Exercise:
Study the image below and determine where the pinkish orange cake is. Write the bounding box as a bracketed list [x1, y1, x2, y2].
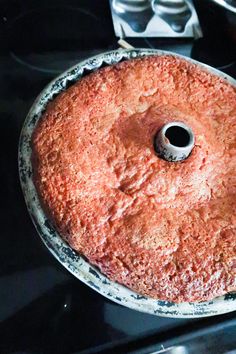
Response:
[32, 55, 236, 302]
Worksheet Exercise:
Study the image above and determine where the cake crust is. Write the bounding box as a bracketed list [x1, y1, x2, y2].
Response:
[32, 55, 236, 302]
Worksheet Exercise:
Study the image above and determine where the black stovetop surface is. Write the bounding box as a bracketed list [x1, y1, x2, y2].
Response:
[0, 1, 236, 353]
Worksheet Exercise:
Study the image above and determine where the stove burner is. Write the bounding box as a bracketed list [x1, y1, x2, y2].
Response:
[191, 37, 236, 75]
[7, 6, 115, 73]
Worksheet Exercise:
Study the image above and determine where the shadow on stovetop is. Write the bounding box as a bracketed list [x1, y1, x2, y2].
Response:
[1, 276, 236, 354]
[0, 280, 126, 354]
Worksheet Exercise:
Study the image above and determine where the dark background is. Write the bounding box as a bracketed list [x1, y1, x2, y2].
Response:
[0, 1, 236, 353]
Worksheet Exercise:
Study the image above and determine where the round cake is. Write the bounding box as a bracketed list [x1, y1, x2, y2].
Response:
[32, 55, 236, 303]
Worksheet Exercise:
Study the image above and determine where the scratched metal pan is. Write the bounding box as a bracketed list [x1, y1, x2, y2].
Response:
[18, 49, 236, 318]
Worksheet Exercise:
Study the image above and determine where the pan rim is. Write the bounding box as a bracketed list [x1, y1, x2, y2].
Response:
[18, 48, 236, 318]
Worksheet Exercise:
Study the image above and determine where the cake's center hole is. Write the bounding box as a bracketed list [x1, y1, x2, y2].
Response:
[165, 126, 190, 147]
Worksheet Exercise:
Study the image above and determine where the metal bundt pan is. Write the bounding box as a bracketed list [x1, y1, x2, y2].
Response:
[18, 49, 236, 318]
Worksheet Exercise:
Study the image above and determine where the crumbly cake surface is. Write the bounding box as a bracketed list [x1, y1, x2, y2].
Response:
[32, 55, 236, 302]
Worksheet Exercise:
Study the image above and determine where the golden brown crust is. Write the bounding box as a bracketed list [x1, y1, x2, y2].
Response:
[32, 55, 236, 302]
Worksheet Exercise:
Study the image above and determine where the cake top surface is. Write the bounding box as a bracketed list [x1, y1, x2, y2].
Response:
[32, 55, 236, 302]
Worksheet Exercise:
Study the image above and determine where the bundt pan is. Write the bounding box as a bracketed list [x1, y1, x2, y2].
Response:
[18, 49, 236, 318]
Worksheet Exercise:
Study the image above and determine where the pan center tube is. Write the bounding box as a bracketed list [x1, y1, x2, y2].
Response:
[154, 121, 195, 162]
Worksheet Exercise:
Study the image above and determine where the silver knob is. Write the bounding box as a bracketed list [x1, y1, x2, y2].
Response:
[152, 0, 191, 32]
[113, 0, 151, 13]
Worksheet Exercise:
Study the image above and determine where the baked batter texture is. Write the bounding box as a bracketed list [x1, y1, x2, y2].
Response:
[32, 55, 236, 302]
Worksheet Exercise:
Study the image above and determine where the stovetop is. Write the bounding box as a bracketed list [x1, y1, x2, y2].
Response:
[0, 1, 236, 353]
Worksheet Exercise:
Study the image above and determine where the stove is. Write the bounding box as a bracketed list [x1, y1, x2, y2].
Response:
[0, 1, 236, 353]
